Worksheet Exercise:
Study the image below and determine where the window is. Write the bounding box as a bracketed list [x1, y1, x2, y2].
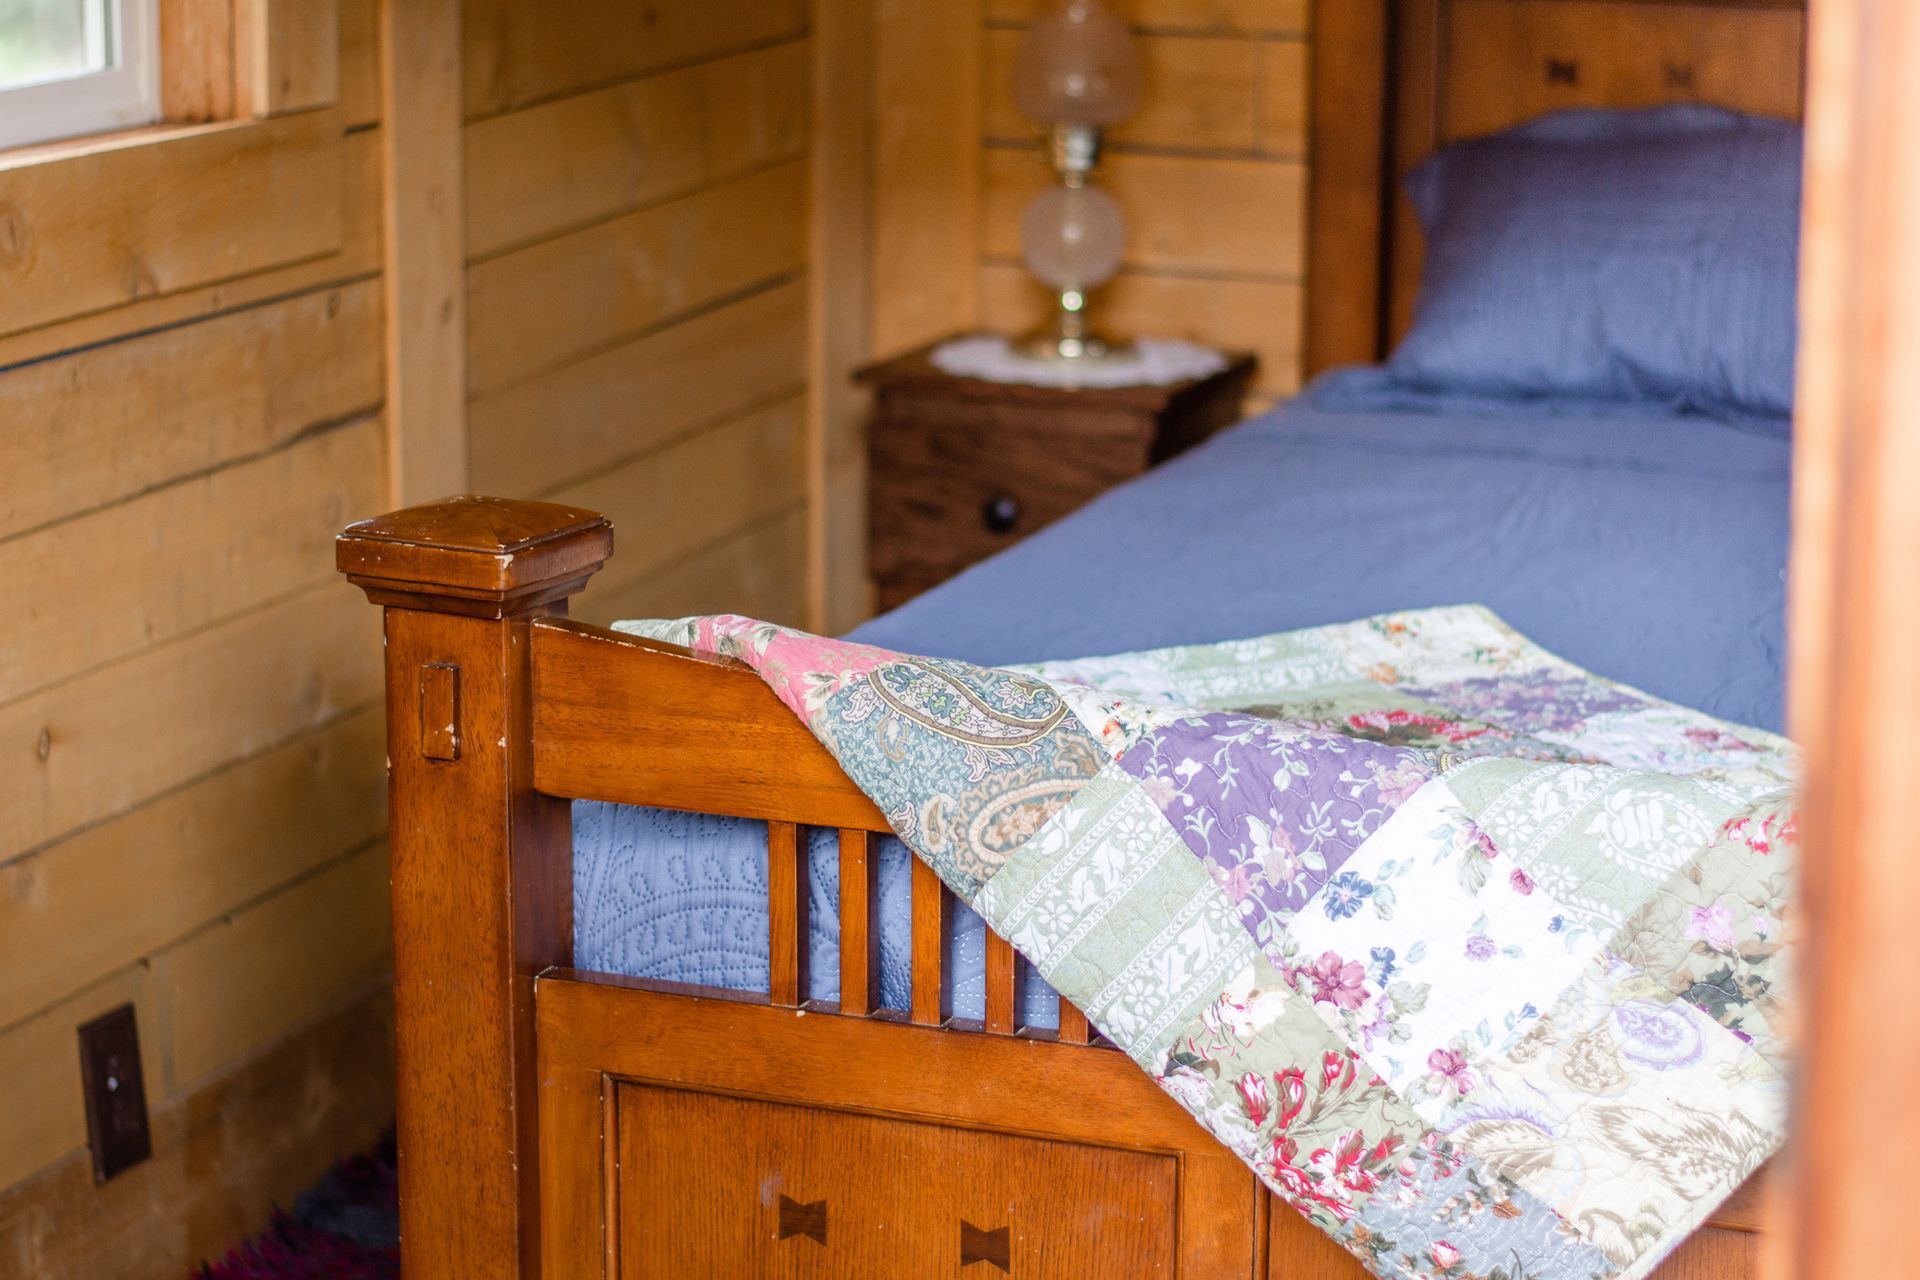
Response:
[0, 0, 159, 150]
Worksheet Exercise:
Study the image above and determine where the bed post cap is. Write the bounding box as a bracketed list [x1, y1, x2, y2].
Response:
[336, 495, 613, 618]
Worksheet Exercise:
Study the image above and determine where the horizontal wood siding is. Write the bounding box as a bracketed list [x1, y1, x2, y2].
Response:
[461, 0, 808, 119]
[0, 709, 386, 1031]
[3, 419, 383, 703]
[551, 394, 811, 615]
[159, 840, 393, 1089]
[469, 277, 809, 498]
[461, 7, 817, 628]
[0, 112, 347, 337]
[1, 584, 382, 857]
[0, 10, 393, 1273]
[588, 504, 811, 625]
[466, 158, 809, 395]
[0, 282, 381, 543]
[463, 40, 810, 260]
[0, 124, 383, 369]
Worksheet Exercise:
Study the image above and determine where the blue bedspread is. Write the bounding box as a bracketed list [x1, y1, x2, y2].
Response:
[572, 373, 1791, 1021]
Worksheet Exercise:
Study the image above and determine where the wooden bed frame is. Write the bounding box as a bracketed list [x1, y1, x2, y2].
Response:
[336, 2, 1809, 1276]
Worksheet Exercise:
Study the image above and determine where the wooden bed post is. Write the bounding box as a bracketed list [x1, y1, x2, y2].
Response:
[336, 497, 613, 1280]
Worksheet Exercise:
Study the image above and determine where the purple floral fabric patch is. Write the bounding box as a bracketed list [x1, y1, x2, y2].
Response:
[1116, 712, 1432, 950]
[1399, 669, 1648, 735]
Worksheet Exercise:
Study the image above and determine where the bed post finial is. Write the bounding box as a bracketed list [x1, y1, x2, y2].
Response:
[336, 493, 613, 618]
[336, 496, 611, 1280]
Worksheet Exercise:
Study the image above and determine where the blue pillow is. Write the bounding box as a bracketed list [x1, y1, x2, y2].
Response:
[1386, 105, 1801, 421]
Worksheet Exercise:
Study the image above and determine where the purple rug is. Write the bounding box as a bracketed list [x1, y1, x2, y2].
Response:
[197, 1133, 398, 1280]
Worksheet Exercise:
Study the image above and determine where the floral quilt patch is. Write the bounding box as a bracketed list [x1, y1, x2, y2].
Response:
[1118, 710, 1429, 945]
[1278, 779, 1596, 1118]
[621, 606, 1796, 1280]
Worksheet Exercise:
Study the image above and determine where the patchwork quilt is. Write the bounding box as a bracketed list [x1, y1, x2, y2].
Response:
[625, 605, 1795, 1280]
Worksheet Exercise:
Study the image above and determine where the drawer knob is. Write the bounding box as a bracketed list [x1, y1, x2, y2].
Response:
[981, 495, 1021, 534]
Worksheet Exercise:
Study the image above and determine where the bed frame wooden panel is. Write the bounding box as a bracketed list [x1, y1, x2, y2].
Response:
[335, 2, 1811, 1275]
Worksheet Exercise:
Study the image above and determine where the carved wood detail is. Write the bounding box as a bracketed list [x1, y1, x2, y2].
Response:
[777, 1194, 828, 1246]
[960, 1220, 1011, 1272]
[418, 662, 461, 761]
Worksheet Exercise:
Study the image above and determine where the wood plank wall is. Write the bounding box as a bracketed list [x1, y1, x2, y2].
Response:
[873, 0, 1311, 407]
[0, 4, 1309, 1269]
[460, 0, 821, 628]
[455, 0, 1311, 624]
[0, 5, 396, 1276]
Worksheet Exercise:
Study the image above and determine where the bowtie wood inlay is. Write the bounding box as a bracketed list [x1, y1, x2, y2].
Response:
[777, 1194, 827, 1246]
[960, 1220, 1011, 1272]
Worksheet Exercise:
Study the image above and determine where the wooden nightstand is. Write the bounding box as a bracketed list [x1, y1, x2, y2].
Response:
[858, 341, 1257, 611]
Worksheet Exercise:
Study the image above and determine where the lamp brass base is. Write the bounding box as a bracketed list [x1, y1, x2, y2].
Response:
[1015, 301, 1135, 363]
[1016, 329, 1135, 362]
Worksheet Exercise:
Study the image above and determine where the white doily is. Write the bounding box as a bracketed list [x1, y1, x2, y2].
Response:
[930, 334, 1228, 389]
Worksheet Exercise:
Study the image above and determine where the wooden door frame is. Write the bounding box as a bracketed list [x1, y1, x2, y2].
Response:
[1778, 0, 1920, 1274]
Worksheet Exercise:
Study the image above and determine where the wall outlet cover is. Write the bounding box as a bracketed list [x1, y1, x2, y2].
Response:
[77, 1003, 152, 1183]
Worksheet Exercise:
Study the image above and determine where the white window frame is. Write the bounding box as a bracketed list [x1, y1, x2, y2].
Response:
[0, 0, 161, 152]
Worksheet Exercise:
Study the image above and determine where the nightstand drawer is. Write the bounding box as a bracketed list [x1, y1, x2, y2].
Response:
[868, 405, 1152, 580]
[858, 341, 1256, 607]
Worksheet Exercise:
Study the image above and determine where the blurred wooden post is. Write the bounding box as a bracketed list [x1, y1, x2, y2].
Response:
[870, 0, 981, 357]
[1779, 1, 1920, 1275]
[337, 496, 611, 1280]
[380, 0, 468, 504]
[1305, 0, 1389, 373]
[807, 0, 876, 633]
